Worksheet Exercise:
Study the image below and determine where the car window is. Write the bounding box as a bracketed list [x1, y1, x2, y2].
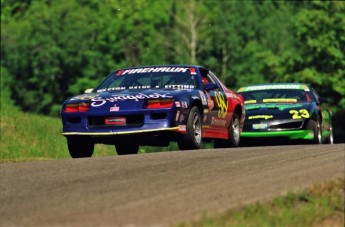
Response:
[95, 67, 198, 92]
[240, 89, 308, 103]
[310, 88, 319, 103]
[207, 71, 222, 91]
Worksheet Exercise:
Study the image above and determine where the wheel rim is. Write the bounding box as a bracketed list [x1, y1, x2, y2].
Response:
[316, 122, 322, 144]
[232, 116, 240, 144]
[193, 112, 202, 144]
[329, 127, 334, 144]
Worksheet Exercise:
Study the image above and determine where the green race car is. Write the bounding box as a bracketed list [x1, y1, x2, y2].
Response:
[237, 83, 333, 144]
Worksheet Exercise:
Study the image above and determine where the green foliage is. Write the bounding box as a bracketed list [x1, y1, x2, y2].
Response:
[1, 0, 344, 141]
[285, 1, 345, 106]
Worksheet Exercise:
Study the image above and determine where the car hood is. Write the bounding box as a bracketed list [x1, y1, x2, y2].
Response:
[245, 102, 312, 120]
[65, 89, 189, 111]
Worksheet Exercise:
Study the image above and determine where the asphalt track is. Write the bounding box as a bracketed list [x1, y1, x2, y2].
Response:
[1, 144, 344, 227]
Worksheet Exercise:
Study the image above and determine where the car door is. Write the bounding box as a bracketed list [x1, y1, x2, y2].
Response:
[310, 88, 330, 133]
[202, 72, 230, 129]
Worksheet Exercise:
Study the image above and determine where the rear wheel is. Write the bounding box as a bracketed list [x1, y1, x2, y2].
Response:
[67, 136, 94, 158]
[115, 143, 139, 155]
[178, 106, 202, 150]
[214, 112, 240, 148]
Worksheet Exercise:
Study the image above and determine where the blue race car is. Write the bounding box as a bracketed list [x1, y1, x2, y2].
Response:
[61, 65, 245, 157]
[237, 83, 333, 145]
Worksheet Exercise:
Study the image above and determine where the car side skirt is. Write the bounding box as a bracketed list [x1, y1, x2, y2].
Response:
[240, 130, 314, 140]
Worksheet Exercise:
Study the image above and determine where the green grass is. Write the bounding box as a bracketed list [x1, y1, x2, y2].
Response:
[178, 178, 344, 227]
[0, 83, 115, 162]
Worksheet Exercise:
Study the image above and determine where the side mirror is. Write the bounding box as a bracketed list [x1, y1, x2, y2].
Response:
[319, 97, 328, 104]
[84, 88, 94, 94]
[204, 83, 218, 91]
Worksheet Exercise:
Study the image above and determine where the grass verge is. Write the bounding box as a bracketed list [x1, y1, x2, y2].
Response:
[178, 178, 344, 227]
[0, 82, 115, 162]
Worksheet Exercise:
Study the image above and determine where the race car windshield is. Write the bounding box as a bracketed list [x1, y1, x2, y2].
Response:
[95, 67, 197, 92]
[240, 89, 308, 104]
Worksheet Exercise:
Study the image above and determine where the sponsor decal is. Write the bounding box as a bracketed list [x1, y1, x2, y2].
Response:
[91, 93, 173, 107]
[190, 67, 197, 75]
[110, 105, 120, 112]
[248, 115, 273, 120]
[129, 86, 151, 90]
[214, 91, 228, 118]
[263, 98, 297, 103]
[181, 102, 188, 108]
[97, 87, 126, 92]
[302, 85, 310, 91]
[164, 85, 195, 89]
[121, 67, 188, 75]
[245, 104, 304, 111]
[175, 101, 181, 107]
[289, 109, 310, 119]
[240, 84, 304, 92]
[105, 117, 126, 125]
[205, 92, 214, 110]
[253, 123, 268, 130]
[116, 70, 124, 76]
[179, 114, 185, 122]
[211, 117, 227, 127]
[175, 111, 180, 121]
[199, 91, 207, 105]
[245, 100, 257, 104]
[237, 87, 245, 92]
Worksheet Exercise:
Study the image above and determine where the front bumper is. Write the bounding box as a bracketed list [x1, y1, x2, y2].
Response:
[240, 130, 314, 140]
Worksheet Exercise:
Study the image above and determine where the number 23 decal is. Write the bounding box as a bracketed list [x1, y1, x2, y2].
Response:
[289, 109, 310, 119]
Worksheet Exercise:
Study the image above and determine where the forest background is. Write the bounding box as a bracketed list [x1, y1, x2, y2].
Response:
[1, 0, 344, 143]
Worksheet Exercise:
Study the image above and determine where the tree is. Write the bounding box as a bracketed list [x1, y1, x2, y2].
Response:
[284, 1, 345, 141]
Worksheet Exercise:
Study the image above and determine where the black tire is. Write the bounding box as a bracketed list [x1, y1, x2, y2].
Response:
[115, 143, 139, 155]
[214, 112, 240, 148]
[178, 106, 202, 150]
[325, 123, 334, 144]
[67, 136, 94, 158]
[307, 119, 322, 144]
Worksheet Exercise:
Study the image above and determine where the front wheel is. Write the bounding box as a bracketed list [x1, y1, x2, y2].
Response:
[307, 119, 322, 144]
[67, 136, 94, 158]
[325, 123, 334, 144]
[214, 112, 240, 148]
[178, 106, 202, 150]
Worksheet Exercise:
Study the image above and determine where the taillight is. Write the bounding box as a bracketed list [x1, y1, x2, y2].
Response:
[78, 102, 90, 112]
[65, 103, 90, 112]
[145, 99, 174, 109]
[65, 104, 78, 112]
